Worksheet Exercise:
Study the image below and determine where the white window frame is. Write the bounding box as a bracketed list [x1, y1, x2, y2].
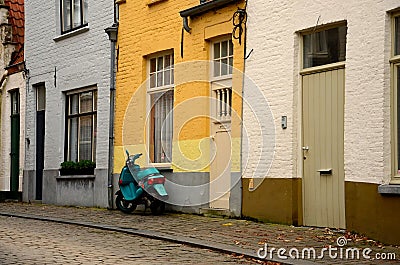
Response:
[211, 38, 234, 82]
[210, 37, 233, 123]
[391, 12, 400, 183]
[147, 51, 174, 167]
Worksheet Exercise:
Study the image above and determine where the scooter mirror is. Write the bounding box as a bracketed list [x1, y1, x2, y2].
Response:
[125, 150, 130, 158]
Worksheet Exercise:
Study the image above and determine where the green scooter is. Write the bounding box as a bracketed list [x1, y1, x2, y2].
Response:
[115, 151, 168, 215]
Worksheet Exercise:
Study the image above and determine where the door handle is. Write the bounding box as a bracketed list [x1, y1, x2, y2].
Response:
[302, 146, 309, 151]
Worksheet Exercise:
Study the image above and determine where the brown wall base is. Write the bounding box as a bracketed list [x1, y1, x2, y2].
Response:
[242, 178, 302, 225]
[345, 181, 400, 245]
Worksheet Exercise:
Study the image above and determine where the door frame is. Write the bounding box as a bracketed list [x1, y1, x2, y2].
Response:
[209, 78, 232, 209]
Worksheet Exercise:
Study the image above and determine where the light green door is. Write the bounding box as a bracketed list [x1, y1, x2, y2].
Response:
[302, 68, 345, 229]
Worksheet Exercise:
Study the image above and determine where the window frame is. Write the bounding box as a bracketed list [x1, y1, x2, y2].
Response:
[390, 12, 400, 183]
[211, 37, 234, 82]
[301, 23, 347, 70]
[60, 0, 88, 34]
[147, 51, 175, 166]
[36, 84, 46, 112]
[210, 37, 234, 123]
[64, 88, 97, 163]
[10, 90, 20, 115]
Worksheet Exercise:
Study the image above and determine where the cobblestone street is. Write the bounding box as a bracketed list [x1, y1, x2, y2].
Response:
[0, 215, 256, 264]
[0, 202, 399, 264]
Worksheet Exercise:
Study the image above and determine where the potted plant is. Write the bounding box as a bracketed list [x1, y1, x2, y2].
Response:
[76, 160, 96, 175]
[60, 160, 96, 175]
[60, 161, 77, 176]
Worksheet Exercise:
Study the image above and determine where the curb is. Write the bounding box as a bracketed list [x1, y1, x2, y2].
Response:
[0, 211, 318, 265]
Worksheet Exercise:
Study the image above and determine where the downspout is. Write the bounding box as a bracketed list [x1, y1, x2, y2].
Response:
[23, 65, 30, 201]
[108, 34, 117, 209]
[0, 70, 9, 168]
[105, 21, 118, 209]
[239, 0, 248, 217]
[105, 0, 119, 210]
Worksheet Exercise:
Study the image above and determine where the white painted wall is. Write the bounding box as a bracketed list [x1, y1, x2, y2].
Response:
[0, 72, 25, 191]
[243, 0, 400, 184]
[24, 0, 113, 205]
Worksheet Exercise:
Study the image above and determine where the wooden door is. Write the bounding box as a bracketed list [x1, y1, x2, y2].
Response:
[302, 68, 345, 228]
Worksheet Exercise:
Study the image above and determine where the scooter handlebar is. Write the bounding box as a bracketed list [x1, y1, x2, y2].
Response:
[125, 151, 142, 163]
[132, 153, 143, 160]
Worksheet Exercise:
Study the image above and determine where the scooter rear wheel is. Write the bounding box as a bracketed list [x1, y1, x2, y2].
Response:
[150, 199, 165, 215]
[116, 193, 137, 213]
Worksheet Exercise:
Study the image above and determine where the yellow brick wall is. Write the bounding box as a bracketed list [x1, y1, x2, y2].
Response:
[115, 0, 245, 173]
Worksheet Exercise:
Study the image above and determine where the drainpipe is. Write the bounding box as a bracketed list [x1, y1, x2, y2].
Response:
[0, 70, 8, 169]
[239, 0, 248, 217]
[105, 24, 118, 209]
[23, 65, 30, 202]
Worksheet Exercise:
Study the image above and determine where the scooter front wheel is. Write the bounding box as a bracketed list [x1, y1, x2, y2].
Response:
[116, 193, 137, 213]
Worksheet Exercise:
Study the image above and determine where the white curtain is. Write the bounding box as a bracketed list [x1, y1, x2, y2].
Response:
[153, 90, 173, 163]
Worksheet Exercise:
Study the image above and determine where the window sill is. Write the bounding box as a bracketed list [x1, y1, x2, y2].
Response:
[211, 74, 233, 83]
[149, 163, 172, 170]
[147, 0, 167, 6]
[300, 61, 345, 75]
[390, 177, 400, 184]
[378, 184, 400, 195]
[56, 175, 95, 180]
[53, 26, 89, 42]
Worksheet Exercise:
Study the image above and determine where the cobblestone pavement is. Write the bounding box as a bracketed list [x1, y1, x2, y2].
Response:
[0, 215, 260, 264]
[0, 202, 399, 264]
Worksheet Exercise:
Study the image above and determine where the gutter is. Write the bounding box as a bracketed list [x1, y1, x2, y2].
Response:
[180, 0, 238, 33]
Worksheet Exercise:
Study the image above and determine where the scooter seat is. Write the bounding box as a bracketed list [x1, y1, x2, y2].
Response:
[137, 167, 160, 180]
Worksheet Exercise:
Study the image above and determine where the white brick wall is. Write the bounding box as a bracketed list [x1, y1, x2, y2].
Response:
[0, 73, 26, 191]
[243, 0, 400, 184]
[24, 1, 113, 173]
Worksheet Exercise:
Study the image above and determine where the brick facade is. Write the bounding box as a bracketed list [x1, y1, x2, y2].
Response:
[23, 0, 113, 207]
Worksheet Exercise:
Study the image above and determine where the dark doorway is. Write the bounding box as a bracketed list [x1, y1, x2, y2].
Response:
[35, 85, 45, 200]
[10, 90, 20, 192]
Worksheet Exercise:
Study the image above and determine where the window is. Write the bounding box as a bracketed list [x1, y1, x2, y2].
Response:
[211, 39, 233, 122]
[395, 16, 400, 56]
[148, 52, 174, 163]
[36, 85, 46, 112]
[214, 88, 232, 122]
[11, 90, 19, 115]
[213, 39, 233, 77]
[391, 13, 400, 181]
[61, 0, 88, 33]
[149, 54, 174, 90]
[303, 25, 347, 68]
[65, 89, 97, 162]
